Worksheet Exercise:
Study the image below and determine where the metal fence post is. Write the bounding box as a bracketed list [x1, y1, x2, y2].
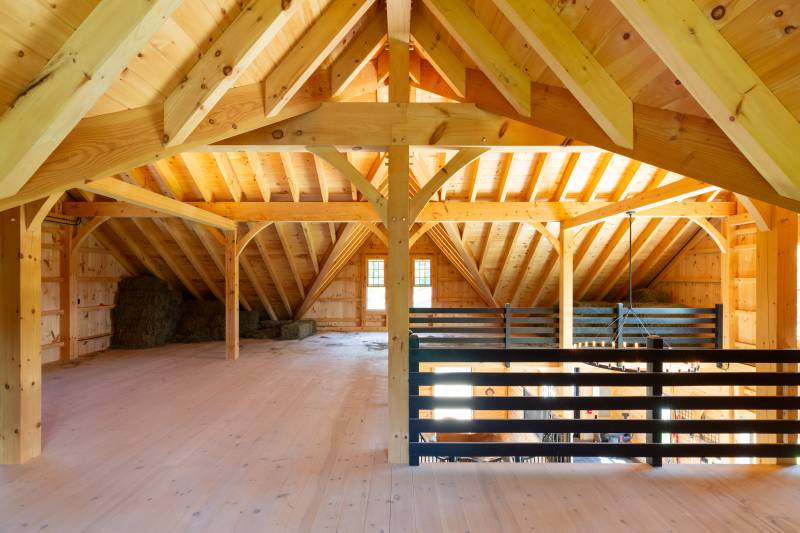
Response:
[504, 303, 512, 350]
[615, 303, 625, 348]
[714, 303, 724, 349]
[409, 334, 420, 466]
[646, 335, 664, 467]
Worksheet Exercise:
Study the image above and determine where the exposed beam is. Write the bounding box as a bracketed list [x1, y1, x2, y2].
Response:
[307, 146, 388, 223]
[274, 222, 306, 298]
[239, 255, 278, 320]
[219, 102, 568, 151]
[0, 0, 182, 198]
[735, 194, 772, 232]
[409, 221, 436, 247]
[212, 153, 244, 202]
[180, 153, 216, 202]
[409, 148, 488, 220]
[132, 219, 203, 299]
[250, 225, 293, 317]
[63, 200, 735, 222]
[301, 222, 320, 273]
[439, 223, 499, 307]
[155, 219, 226, 303]
[24, 194, 61, 231]
[188, 223, 253, 312]
[416, 67, 800, 213]
[689, 217, 728, 254]
[610, 0, 800, 201]
[422, 0, 531, 115]
[563, 178, 717, 230]
[2, 74, 329, 210]
[264, 0, 376, 116]
[331, 14, 387, 98]
[81, 178, 235, 230]
[494, 0, 632, 149]
[165, 0, 302, 145]
[410, 14, 466, 98]
[295, 223, 372, 319]
[246, 152, 271, 202]
[107, 220, 172, 283]
[237, 221, 272, 259]
[597, 218, 662, 301]
[72, 217, 109, 252]
[279, 153, 301, 203]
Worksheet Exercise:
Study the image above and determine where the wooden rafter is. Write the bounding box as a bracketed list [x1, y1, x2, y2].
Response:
[133, 219, 203, 299]
[494, 0, 633, 148]
[563, 177, 717, 230]
[307, 146, 388, 223]
[154, 219, 225, 303]
[188, 223, 254, 312]
[415, 67, 800, 212]
[331, 13, 388, 97]
[212, 153, 244, 202]
[164, 0, 302, 145]
[81, 177, 235, 230]
[575, 170, 670, 301]
[0, 0, 182, 198]
[274, 223, 306, 298]
[264, 0, 376, 116]
[107, 220, 172, 284]
[295, 223, 373, 319]
[422, 0, 531, 115]
[611, 0, 800, 200]
[250, 224, 293, 317]
[246, 152, 271, 202]
[180, 154, 216, 202]
[410, 14, 466, 98]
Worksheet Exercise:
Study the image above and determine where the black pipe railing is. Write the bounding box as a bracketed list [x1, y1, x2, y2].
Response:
[408, 334, 800, 467]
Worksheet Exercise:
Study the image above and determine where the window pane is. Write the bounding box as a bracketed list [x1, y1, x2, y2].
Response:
[366, 286, 386, 311]
[414, 259, 431, 286]
[367, 259, 384, 286]
[413, 286, 432, 308]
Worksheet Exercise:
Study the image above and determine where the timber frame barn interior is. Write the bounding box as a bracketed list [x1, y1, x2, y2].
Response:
[2, 0, 800, 531]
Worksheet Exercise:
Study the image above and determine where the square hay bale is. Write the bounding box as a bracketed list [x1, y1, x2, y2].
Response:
[174, 302, 262, 342]
[113, 276, 182, 348]
[280, 320, 316, 340]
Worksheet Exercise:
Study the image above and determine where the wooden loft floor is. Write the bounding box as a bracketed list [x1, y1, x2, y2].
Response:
[1, 334, 798, 532]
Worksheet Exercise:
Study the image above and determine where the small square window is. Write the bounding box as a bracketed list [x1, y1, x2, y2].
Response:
[414, 259, 431, 287]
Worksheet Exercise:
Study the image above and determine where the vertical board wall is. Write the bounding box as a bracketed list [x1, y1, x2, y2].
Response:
[40, 223, 127, 364]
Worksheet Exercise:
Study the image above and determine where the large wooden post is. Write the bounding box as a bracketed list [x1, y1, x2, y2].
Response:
[1, 206, 43, 464]
[559, 228, 574, 348]
[720, 219, 734, 349]
[224, 229, 239, 361]
[387, 145, 410, 464]
[755, 206, 797, 462]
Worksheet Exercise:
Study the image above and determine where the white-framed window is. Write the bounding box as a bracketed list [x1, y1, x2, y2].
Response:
[366, 258, 386, 311]
[413, 258, 433, 308]
[433, 366, 472, 420]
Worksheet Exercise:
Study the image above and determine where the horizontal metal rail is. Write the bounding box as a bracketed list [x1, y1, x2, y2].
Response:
[408, 331, 800, 467]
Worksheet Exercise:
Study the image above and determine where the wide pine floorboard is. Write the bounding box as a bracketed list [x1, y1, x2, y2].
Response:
[1, 333, 799, 532]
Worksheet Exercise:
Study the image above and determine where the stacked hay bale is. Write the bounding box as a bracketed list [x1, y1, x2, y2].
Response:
[113, 277, 182, 348]
[173, 301, 261, 342]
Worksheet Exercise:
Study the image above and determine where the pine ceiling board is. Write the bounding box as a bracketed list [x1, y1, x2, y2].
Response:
[0, 31, 52, 114]
[560, 152, 602, 201]
[225, 152, 262, 203]
[236, 0, 347, 86]
[632, 70, 708, 117]
[717, 0, 800, 120]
